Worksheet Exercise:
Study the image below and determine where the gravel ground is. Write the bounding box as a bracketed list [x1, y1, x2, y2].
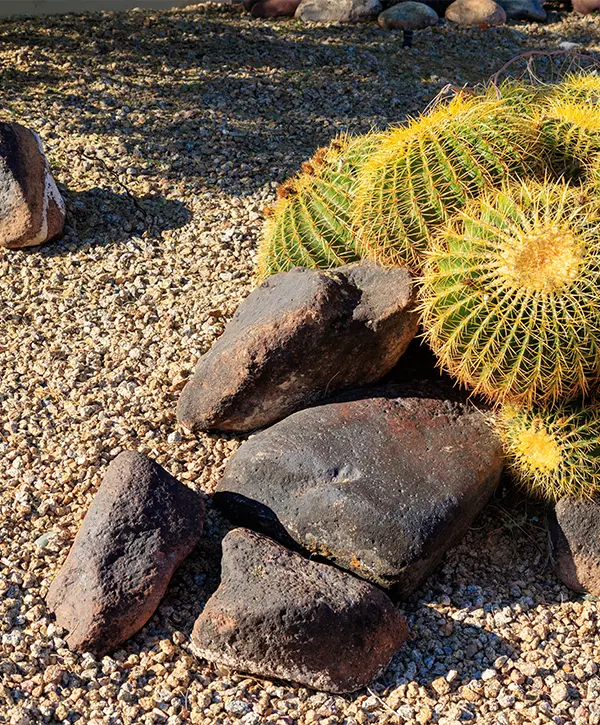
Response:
[1, 3, 600, 725]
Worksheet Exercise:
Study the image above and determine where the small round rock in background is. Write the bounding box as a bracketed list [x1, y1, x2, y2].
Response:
[445, 0, 507, 25]
[378, 2, 439, 29]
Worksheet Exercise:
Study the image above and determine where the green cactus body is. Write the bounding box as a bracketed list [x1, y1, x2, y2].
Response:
[497, 401, 600, 501]
[352, 94, 541, 271]
[256, 133, 382, 279]
[419, 180, 600, 406]
[538, 73, 600, 176]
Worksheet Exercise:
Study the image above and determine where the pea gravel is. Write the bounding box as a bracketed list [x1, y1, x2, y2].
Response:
[1, 3, 600, 725]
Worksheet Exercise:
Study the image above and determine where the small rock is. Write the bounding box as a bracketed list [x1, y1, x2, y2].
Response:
[295, 0, 382, 23]
[550, 682, 569, 705]
[548, 497, 600, 597]
[496, 0, 546, 19]
[481, 669, 496, 681]
[215, 387, 503, 597]
[47, 451, 205, 656]
[0, 121, 65, 249]
[378, 2, 439, 29]
[177, 263, 417, 432]
[432, 676, 451, 695]
[445, 0, 506, 25]
[191, 528, 408, 693]
[559, 41, 581, 51]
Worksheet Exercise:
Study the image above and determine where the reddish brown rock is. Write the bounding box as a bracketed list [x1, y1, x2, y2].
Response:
[250, 0, 302, 16]
[215, 386, 503, 598]
[47, 452, 205, 656]
[0, 121, 65, 249]
[548, 497, 600, 596]
[192, 528, 408, 693]
[177, 263, 418, 433]
[572, 0, 600, 13]
[445, 0, 506, 24]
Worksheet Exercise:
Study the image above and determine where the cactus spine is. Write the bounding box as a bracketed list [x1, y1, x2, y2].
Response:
[497, 401, 600, 501]
[256, 133, 381, 279]
[352, 94, 542, 271]
[419, 179, 600, 406]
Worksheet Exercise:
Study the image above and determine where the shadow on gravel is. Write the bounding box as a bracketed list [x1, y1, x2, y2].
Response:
[40, 186, 192, 255]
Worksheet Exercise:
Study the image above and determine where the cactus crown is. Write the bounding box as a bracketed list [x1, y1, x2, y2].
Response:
[419, 179, 600, 406]
[353, 93, 541, 272]
[497, 401, 600, 501]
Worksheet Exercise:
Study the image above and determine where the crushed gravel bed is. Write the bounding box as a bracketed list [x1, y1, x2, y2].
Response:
[1, 3, 600, 724]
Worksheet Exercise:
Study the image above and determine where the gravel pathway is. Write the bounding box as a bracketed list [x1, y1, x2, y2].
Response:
[1, 4, 600, 725]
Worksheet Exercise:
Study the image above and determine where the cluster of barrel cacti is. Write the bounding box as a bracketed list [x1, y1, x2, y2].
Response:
[256, 71, 600, 503]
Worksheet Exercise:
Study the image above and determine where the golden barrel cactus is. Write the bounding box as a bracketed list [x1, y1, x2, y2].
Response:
[419, 179, 600, 406]
[352, 93, 542, 271]
[256, 133, 382, 279]
[497, 401, 600, 501]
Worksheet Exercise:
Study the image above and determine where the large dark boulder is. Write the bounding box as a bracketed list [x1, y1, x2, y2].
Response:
[0, 121, 65, 249]
[191, 528, 408, 693]
[177, 263, 417, 433]
[47, 452, 205, 656]
[214, 387, 503, 598]
[548, 496, 600, 596]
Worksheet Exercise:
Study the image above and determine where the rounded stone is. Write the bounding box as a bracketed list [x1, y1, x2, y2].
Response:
[378, 2, 439, 29]
[445, 0, 506, 25]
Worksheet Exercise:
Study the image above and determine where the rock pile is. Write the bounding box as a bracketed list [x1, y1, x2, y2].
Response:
[239, 0, 550, 31]
[0, 121, 65, 249]
[45, 258, 600, 691]
[47, 261, 511, 692]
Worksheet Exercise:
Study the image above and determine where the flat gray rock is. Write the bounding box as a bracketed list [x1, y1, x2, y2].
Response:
[549, 496, 600, 596]
[214, 388, 503, 598]
[47, 451, 205, 656]
[177, 262, 417, 433]
[191, 528, 408, 693]
[295, 0, 382, 22]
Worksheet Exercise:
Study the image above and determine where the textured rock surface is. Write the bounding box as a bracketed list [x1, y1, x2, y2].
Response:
[47, 452, 205, 656]
[496, 0, 546, 20]
[296, 0, 382, 23]
[445, 0, 506, 24]
[215, 387, 503, 597]
[177, 263, 417, 432]
[191, 528, 408, 693]
[0, 121, 65, 249]
[548, 496, 600, 596]
[378, 2, 439, 27]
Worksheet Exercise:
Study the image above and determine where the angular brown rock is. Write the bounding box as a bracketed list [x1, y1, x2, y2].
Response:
[191, 528, 408, 693]
[548, 496, 600, 596]
[47, 451, 205, 656]
[0, 121, 65, 249]
[215, 386, 503, 597]
[177, 262, 418, 433]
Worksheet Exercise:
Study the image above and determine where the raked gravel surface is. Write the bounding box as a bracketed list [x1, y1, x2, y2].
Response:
[1, 3, 600, 725]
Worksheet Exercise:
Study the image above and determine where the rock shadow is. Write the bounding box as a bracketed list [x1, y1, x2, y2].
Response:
[40, 185, 192, 256]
